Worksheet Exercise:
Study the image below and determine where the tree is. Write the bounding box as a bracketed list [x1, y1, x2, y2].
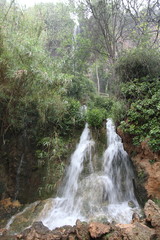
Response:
[82, 0, 127, 64]
[122, 0, 160, 47]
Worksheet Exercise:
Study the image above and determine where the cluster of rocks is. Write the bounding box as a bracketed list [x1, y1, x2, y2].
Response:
[0, 199, 160, 240]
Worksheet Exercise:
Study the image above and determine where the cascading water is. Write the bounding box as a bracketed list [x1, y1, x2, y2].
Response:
[104, 119, 137, 203]
[101, 119, 139, 223]
[6, 119, 140, 232]
[41, 123, 95, 229]
[39, 119, 140, 229]
[70, 12, 80, 51]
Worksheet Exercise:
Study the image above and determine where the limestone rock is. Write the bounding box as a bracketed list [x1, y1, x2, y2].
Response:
[88, 222, 111, 238]
[144, 199, 160, 237]
[17, 221, 77, 240]
[115, 222, 156, 240]
[76, 220, 90, 240]
[54, 225, 76, 240]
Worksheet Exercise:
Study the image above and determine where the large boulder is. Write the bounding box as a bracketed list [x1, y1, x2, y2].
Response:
[115, 222, 156, 240]
[88, 222, 111, 238]
[76, 220, 90, 240]
[144, 199, 160, 237]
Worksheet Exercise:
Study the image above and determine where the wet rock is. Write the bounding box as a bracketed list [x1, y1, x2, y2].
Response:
[54, 225, 76, 240]
[101, 230, 123, 240]
[12, 218, 160, 240]
[88, 222, 111, 238]
[115, 222, 156, 240]
[76, 220, 90, 240]
[16, 222, 77, 240]
[128, 200, 136, 208]
[6, 200, 50, 235]
[144, 199, 160, 236]
[117, 128, 160, 203]
[0, 198, 22, 228]
[30, 221, 50, 235]
[17, 221, 61, 240]
[131, 212, 140, 223]
[68, 233, 76, 240]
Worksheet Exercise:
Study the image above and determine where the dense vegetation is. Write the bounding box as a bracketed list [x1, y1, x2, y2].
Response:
[117, 48, 160, 152]
[0, 0, 160, 201]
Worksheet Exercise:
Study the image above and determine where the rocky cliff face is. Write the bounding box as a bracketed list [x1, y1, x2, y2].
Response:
[117, 128, 160, 204]
[0, 132, 40, 204]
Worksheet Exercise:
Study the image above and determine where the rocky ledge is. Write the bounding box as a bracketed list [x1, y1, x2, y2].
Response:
[0, 200, 160, 240]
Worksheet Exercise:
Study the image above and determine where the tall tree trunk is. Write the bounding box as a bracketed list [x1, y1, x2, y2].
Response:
[96, 62, 100, 94]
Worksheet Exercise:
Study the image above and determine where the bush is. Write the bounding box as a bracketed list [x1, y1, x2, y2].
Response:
[92, 96, 114, 112]
[111, 100, 127, 123]
[116, 48, 160, 83]
[58, 98, 86, 134]
[120, 78, 160, 152]
[86, 108, 107, 128]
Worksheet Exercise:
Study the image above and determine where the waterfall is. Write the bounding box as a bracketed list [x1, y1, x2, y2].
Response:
[70, 12, 80, 51]
[7, 119, 140, 232]
[40, 119, 140, 229]
[103, 119, 137, 204]
[41, 123, 95, 229]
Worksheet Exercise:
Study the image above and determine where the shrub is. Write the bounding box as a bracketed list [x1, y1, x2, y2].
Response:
[93, 96, 114, 112]
[116, 48, 160, 83]
[110, 100, 127, 123]
[59, 98, 86, 134]
[86, 108, 107, 128]
[120, 78, 160, 152]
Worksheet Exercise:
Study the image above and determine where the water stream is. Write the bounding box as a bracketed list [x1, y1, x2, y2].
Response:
[39, 119, 140, 229]
[14, 153, 24, 200]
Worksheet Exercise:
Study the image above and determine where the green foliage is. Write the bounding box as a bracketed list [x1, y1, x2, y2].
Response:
[67, 74, 96, 101]
[149, 159, 156, 165]
[92, 96, 114, 112]
[60, 98, 86, 134]
[0, 2, 97, 201]
[120, 77, 160, 152]
[117, 47, 160, 152]
[86, 108, 106, 128]
[116, 48, 160, 83]
[153, 198, 160, 207]
[110, 100, 127, 123]
[36, 135, 68, 197]
[43, 2, 73, 57]
[0, 3, 92, 138]
[87, 96, 126, 125]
